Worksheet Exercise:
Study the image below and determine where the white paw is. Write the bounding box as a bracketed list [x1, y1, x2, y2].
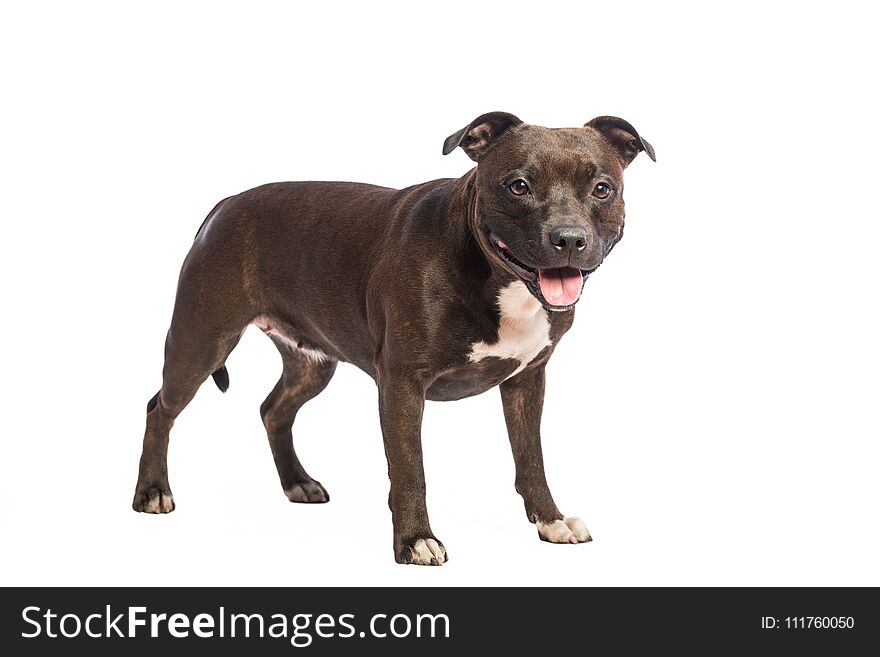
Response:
[410, 538, 447, 565]
[537, 517, 592, 544]
[285, 481, 329, 503]
[134, 489, 175, 514]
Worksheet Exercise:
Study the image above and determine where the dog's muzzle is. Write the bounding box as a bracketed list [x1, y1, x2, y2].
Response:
[489, 234, 597, 311]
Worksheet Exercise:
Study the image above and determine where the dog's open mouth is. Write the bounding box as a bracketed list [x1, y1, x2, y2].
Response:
[489, 234, 593, 311]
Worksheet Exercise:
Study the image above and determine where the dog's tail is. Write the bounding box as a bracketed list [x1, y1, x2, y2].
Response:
[211, 366, 230, 392]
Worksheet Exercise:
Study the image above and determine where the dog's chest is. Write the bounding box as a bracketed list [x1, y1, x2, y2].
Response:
[468, 281, 552, 378]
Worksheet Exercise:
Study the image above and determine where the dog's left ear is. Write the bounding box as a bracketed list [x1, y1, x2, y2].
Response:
[442, 111, 523, 161]
[585, 116, 656, 166]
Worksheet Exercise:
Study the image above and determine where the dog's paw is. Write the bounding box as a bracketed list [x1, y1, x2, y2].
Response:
[132, 487, 175, 514]
[537, 517, 592, 544]
[396, 538, 448, 566]
[285, 480, 329, 503]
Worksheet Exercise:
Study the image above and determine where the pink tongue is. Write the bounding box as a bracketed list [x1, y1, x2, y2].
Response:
[538, 267, 583, 306]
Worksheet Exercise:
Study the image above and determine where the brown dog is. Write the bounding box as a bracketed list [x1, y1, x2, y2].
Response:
[133, 112, 655, 565]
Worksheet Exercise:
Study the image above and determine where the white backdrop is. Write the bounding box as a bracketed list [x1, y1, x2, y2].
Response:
[1, 1, 877, 586]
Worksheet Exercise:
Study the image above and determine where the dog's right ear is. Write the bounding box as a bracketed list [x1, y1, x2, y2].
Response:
[442, 111, 523, 161]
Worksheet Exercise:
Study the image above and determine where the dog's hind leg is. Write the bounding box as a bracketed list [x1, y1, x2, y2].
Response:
[133, 322, 244, 514]
[133, 234, 253, 516]
[260, 337, 337, 503]
[133, 193, 258, 514]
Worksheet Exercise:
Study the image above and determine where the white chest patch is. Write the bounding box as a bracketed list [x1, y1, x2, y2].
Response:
[469, 281, 552, 378]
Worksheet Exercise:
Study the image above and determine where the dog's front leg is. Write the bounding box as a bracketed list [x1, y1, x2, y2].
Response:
[377, 371, 447, 565]
[500, 363, 592, 544]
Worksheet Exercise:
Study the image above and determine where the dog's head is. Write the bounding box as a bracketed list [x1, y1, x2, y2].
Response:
[444, 112, 655, 311]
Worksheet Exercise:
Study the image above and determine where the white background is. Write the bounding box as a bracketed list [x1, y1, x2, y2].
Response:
[1, 1, 878, 586]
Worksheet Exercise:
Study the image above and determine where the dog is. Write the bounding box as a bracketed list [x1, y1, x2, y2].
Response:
[133, 112, 655, 565]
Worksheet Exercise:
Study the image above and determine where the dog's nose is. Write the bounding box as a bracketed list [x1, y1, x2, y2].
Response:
[549, 225, 588, 253]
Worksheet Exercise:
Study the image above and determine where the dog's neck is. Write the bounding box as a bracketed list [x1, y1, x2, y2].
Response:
[442, 169, 522, 312]
[453, 169, 516, 280]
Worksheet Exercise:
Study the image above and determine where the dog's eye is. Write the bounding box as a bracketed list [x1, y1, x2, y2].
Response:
[509, 179, 530, 196]
[592, 182, 613, 199]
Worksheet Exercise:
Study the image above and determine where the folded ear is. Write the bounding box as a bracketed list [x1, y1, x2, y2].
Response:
[442, 111, 523, 161]
[585, 116, 656, 166]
